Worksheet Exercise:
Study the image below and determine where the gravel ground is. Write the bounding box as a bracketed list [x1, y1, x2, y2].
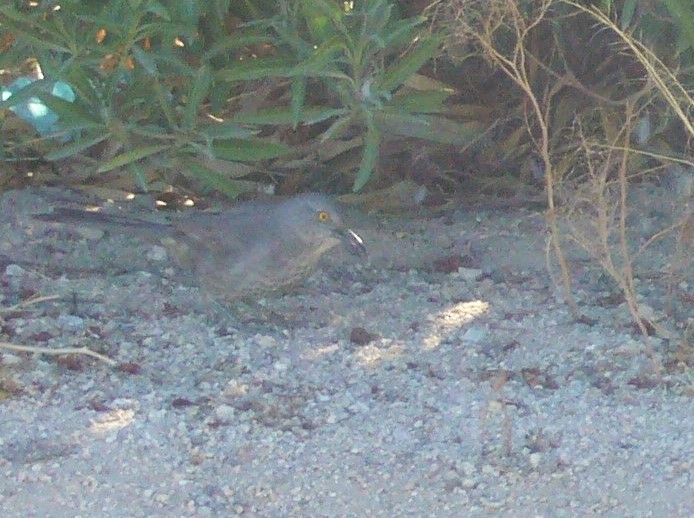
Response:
[0, 186, 693, 517]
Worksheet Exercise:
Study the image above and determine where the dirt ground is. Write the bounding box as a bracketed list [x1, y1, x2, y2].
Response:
[0, 186, 692, 517]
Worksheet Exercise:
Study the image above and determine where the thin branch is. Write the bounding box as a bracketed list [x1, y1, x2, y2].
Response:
[0, 342, 117, 367]
[0, 294, 60, 313]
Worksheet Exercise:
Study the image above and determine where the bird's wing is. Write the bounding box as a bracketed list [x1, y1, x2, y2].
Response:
[173, 207, 274, 257]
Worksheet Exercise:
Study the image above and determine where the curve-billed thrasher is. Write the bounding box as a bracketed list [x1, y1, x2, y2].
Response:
[36, 194, 366, 302]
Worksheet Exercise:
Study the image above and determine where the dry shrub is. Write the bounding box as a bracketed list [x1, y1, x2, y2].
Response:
[442, 0, 693, 352]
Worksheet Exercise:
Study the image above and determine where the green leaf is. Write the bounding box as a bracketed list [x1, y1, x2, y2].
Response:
[596, 0, 612, 14]
[153, 79, 177, 128]
[362, 0, 392, 41]
[353, 124, 380, 191]
[11, 29, 70, 52]
[36, 93, 97, 125]
[135, 22, 194, 40]
[126, 122, 176, 137]
[382, 16, 427, 49]
[130, 162, 149, 192]
[0, 7, 71, 53]
[291, 77, 306, 129]
[44, 133, 110, 160]
[202, 32, 274, 62]
[217, 58, 295, 81]
[200, 123, 258, 140]
[96, 145, 169, 173]
[0, 46, 26, 71]
[131, 45, 158, 75]
[319, 113, 354, 142]
[182, 158, 242, 199]
[664, 0, 694, 49]
[62, 66, 101, 106]
[620, 0, 638, 30]
[300, 0, 342, 43]
[387, 90, 452, 114]
[212, 139, 290, 161]
[377, 36, 444, 93]
[183, 65, 212, 130]
[300, 0, 346, 38]
[233, 106, 347, 125]
[375, 111, 484, 145]
[271, 21, 314, 57]
[292, 35, 347, 75]
[142, 49, 194, 76]
[140, 1, 172, 20]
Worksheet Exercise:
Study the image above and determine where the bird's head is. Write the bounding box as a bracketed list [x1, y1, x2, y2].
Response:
[279, 194, 366, 257]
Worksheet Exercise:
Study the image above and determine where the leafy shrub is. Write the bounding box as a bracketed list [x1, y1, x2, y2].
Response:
[0, 0, 476, 194]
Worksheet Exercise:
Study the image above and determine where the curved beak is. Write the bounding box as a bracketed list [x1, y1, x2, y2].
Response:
[342, 228, 367, 257]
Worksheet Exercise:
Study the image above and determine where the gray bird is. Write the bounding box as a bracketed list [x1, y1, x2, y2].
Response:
[36, 193, 366, 303]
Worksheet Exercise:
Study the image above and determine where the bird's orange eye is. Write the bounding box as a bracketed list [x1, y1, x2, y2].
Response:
[317, 210, 330, 222]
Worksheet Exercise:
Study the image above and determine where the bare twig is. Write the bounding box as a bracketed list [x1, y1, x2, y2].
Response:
[0, 294, 60, 313]
[0, 342, 117, 367]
